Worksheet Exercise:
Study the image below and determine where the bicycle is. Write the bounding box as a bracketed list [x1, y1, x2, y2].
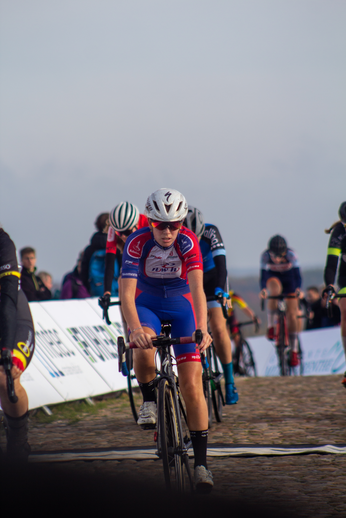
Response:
[230, 319, 259, 377]
[117, 322, 198, 493]
[0, 349, 18, 403]
[204, 295, 229, 425]
[99, 296, 141, 422]
[261, 294, 302, 376]
[325, 288, 346, 317]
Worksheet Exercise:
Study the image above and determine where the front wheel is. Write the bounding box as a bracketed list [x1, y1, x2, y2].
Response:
[203, 348, 213, 428]
[238, 339, 257, 377]
[158, 379, 185, 492]
[277, 319, 289, 376]
[209, 345, 224, 422]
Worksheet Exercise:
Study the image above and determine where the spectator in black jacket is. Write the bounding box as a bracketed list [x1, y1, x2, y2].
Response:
[80, 213, 109, 292]
[20, 247, 52, 302]
[303, 286, 341, 330]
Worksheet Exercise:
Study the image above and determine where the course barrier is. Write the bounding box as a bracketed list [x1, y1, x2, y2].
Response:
[18, 298, 345, 410]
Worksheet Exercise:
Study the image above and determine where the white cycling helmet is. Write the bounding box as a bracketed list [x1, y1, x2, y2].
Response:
[109, 202, 140, 232]
[184, 206, 205, 238]
[145, 188, 188, 222]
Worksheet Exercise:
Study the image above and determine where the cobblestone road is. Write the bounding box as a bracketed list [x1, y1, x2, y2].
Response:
[1, 374, 346, 517]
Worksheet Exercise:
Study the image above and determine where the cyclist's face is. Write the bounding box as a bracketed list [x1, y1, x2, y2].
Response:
[269, 251, 286, 264]
[151, 224, 179, 247]
[116, 226, 137, 243]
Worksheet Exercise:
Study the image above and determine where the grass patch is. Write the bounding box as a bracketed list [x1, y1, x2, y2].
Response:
[30, 392, 129, 425]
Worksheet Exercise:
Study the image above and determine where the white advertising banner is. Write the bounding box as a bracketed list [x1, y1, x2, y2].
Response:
[21, 362, 64, 409]
[28, 302, 112, 402]
[38, 299, 127, 392]
[247, 326, 345, 377]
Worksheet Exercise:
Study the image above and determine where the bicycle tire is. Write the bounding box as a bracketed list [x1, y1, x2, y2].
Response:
[277, 318, 289, 376]
[203, 347, 213, 428]
[210, 345, 223, 422]
[127, 373, 140, 423]
[298, 338, 304, 376]
[158, 379, 185, 492]
[238, 339, 257, 377]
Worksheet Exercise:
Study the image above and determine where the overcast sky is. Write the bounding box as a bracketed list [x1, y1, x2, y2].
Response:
[1, 0, 345, 283]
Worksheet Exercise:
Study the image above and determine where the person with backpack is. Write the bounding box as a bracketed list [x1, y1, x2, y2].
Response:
[81, 212, 121, 297]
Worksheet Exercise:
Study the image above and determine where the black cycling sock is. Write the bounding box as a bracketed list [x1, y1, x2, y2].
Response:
[138, 379, 156, 403]
[190, 430, 208, 469]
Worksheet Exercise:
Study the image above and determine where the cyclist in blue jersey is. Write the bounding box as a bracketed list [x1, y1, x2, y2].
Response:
[121, 188, 213, 493]
[184, 206, 238, 405]
[259, 235, 302, 367]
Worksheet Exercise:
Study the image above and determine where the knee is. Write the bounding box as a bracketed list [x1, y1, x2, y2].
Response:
[181, 377, 203, 405]
[211, 324, 228, 344]
[267, 278, 282, 295]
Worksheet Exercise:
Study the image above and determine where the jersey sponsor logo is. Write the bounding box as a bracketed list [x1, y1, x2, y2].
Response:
[122, 272, 138, 278]
[186, 264, 202, 273]
[145, 245, 183, 278]
[204, 227, 223, 248]
[127, 234, 148, 259]
[178, 233, 194, 256]
[0, 263, 11, 271]
[267, 262, 293, 273]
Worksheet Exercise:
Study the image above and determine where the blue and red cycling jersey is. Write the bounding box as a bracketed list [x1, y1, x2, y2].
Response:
[122, 226, 203, 297]
[122, 226, 203, 364]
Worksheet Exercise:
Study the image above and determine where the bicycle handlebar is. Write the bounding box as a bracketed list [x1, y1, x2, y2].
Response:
[206, 295, 228, 320]
[261, 294, 299, 311]
[117, 330, 203, 373]
[0, 349, 18, 404]
[235, 320, 260, 333]
[98, 297, 121, 325]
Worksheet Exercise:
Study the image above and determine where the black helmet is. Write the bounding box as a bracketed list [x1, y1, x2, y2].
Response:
[268, 235, 287, 256]
[339, 202, 346, 224]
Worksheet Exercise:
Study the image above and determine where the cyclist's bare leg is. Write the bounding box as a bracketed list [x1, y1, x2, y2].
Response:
[132, 326, 156, 383]
[0, 367, 30, 460]
[208, 306, 232, 364]
[266, 277, 282, 330]
[178, 361, 210, 474]
[339, 297, 346, 356]
[0, 367, 28, 417]
[208, 306, 238, 402]
[177, 361, 208, 430]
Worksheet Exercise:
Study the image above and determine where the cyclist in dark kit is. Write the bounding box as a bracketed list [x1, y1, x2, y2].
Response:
[324, 201, 346, 387]
[0, 227, 35, 461]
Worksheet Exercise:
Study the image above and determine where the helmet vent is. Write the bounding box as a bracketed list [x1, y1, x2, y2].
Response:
[176, 202, 183, 213]
[164, 204, 172, 214]
[153, 201, 160, 212]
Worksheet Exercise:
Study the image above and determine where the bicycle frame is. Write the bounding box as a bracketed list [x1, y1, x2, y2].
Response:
[262, 294, 298, 376]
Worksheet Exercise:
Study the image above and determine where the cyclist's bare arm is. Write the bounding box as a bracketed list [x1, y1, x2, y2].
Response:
[187, 269, 211, 353]
[120, 277, 153, 349]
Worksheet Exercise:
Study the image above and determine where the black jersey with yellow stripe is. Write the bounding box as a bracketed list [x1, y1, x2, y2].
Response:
[324, 222, 346, 288]
[0, 230, 35, 364]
